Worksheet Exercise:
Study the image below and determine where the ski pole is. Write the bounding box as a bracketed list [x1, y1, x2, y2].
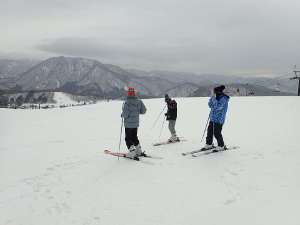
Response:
[158, 117, 166, 141]
[200, 111, 211, 143]
[151, 104, 167, 129]
[118, 102, 125, 160]
[118, 117, 124, 160]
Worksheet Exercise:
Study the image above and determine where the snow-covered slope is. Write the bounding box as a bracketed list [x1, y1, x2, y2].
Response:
[53, 92, 78, 105]
[1, 97, 299, 225]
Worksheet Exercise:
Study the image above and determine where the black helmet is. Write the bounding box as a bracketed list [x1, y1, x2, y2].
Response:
[214, 85, 225, 93]
[165, 94, 171, 102]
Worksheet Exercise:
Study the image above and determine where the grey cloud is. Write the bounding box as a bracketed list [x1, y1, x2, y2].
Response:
[2, 0, 300, 75]
[37, 32, 300, 74]
[37, 38, 193, 70]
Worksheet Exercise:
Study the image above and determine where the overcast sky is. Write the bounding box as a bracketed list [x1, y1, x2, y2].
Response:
[1, 0, 300, 76]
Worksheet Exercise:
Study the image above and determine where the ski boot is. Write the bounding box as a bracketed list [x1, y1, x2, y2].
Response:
[135, 144, 143, 156]
[168, 135, 180, 143]
[212, 145, 227, 152]
[135, 144, 148, 157]
[126, 145, 139, 160]
[202, 144, 214, 151]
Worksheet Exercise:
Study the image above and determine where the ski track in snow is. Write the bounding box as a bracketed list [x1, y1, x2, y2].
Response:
[0, 96, 300, 225]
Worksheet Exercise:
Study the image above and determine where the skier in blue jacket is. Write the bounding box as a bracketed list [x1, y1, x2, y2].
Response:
[205, 85, 230, 151]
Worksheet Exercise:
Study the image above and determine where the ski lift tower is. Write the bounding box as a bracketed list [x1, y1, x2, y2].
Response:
[290, 69, 300, 96]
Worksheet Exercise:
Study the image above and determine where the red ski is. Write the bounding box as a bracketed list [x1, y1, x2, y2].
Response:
[104, 150, 127, 157]
[104, 150, 156, 164]
[104, 150, 137, 160]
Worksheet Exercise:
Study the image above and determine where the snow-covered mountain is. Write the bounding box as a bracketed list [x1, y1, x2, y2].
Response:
[0, 56, 297, 97]
[128, 69, 298, 95]
[0, 78, 18, 90]
[16, 57, 132, 97]
[164, 83, 200, 97]
[129, 69, 215, 86]
[17, 57, 125, 94]
[163, 82, 294, 98]
[192, 83, 294, 97]
[0, 59, 38, 79]
[243, 76, 298, 94]
[0, 59, 39, 90]
[15, 57, 176, 98]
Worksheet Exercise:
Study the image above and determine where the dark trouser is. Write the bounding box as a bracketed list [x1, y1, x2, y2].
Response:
[206, 121, 224, 147]
[168, 120, 177, 137]
[125, 128, 140, 149]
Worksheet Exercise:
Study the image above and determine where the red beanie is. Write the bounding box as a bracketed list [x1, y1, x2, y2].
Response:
[128, 87, 136, 95]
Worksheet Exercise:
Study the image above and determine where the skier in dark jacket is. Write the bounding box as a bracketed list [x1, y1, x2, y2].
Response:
[121, 87, 147, 159]
[205, 85, 230, 151]
[165, 94, 179, 142]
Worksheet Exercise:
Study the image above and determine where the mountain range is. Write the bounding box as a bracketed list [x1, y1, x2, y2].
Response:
[0, 56, 297, 98]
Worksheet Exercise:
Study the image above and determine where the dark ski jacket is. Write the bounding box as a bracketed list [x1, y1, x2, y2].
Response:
[121, 95, 147, 128]
[165, 99, 177, 121]
[208, 93, 229, 124]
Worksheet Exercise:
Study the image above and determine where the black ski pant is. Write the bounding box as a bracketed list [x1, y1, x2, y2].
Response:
[125, 128, 140, 149]
[206, 121, 224, 147]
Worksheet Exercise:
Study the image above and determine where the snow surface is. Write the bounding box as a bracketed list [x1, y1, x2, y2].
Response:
[53, 92, 77, 105]
[1, 97, 299, 225]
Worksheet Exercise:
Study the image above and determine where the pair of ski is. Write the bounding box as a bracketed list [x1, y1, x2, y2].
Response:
[182, 145, 239, 157]
[153, 138, 186, 146]
[104, 138, 184, 162]
[104, 150, 162, 164]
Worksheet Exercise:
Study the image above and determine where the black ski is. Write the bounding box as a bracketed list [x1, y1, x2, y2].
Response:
[182, 146, 215, 156]
[191, 146, 240, 157]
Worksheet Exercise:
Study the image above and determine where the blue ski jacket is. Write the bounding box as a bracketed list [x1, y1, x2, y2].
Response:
[208, 94, 230, 124]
